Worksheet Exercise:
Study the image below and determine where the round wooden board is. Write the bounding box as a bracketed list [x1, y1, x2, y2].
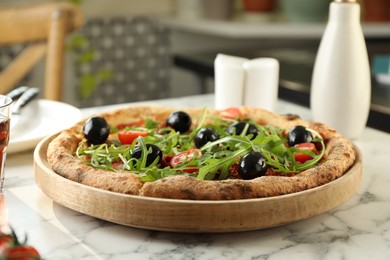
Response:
[33, 134, 362, 233]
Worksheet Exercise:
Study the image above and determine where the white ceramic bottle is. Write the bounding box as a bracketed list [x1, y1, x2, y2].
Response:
[310, 0, 371, 139]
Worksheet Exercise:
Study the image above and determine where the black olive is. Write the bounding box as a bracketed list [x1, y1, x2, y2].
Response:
[166, 111, 192, 133]
[83, 116, 110, 145]
[194, 128, 219, 148]
[132, 144, 163, 167]
[227, 121, 258, 139]
[287, 125, 313, 147]
[238, 151, 269, 180]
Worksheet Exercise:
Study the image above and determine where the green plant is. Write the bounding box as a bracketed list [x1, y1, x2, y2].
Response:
[66, 0, 113, 100]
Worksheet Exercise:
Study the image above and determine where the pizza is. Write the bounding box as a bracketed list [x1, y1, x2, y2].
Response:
[46, 106, 356, 200]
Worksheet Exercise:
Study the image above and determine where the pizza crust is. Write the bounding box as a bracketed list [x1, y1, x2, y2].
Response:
[46, 106, 356, 200]
[141, 135, 355, 200]
[47, 128, 144, 195]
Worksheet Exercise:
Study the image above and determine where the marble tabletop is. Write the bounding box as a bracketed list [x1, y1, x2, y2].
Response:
[2, 94, 390, 260]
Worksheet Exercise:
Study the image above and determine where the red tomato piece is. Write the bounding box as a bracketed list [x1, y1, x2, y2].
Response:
[118, 130, 148, 144]
[0, 233, 13, 253]
[4, 245, 41, 259]
[228, 162, 239, 177]
[293, 142, 317, 164]
[220, 107, 242, 120]
[170, 149, 202, 173]
[161, 155, 173, 167]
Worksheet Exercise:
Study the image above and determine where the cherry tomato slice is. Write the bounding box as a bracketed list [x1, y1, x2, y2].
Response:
[293, 142, 317, 164]
[0, 234, 12, 253]
[118, 130, 148, 145]
[170, 149, 202, 173]
[4, 245, 41, 259]
[161, 155, 173, 167]
[220, 107, 242, 120]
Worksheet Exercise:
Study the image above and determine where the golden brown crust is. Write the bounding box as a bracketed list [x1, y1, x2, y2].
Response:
[47, 128, 144, 195]
[46, 105, 356, 200]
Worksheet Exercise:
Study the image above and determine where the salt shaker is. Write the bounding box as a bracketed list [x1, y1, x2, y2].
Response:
[214, 54, 248, 109]
[243, 58, 279, 112]
[311, 0, 371, 139]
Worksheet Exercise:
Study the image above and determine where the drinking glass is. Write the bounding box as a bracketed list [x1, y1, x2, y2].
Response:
[0, 95, 12, 193]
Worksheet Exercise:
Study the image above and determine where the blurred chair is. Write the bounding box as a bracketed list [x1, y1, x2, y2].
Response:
[0, 2, 83, 101]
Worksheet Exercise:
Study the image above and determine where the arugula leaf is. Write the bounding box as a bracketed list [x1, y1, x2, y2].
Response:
[188, 107, 208, 141]
[144, 118, 159, 129]
[76, 109, 326, 182]
[197, 135, 252, 180]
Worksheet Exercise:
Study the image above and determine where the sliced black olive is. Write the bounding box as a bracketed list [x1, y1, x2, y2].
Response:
[287, 125, 313, 147]
[83, 116, 110, 145]
[227, 121, 258, 139]
[132, 144, 163, 167]
[194, 128, 219, 148]
[166, 111, 192, 133]
[238, 151, 268, 180]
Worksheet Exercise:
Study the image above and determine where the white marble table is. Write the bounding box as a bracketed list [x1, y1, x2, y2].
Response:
[2, 94, 390, 260]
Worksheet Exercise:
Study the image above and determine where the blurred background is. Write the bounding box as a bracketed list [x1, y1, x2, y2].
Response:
[0, 0, 389, 131]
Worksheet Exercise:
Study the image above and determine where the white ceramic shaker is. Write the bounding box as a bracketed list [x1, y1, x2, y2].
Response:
[214, 54, 248, 109]
[310, 0, 371, 139]
[243, 58, 279, 112]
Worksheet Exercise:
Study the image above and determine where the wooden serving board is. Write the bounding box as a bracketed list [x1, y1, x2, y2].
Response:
[33, 134, 362, 233]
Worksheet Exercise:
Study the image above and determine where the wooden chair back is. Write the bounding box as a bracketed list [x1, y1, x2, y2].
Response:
[0, 2, 83, 101]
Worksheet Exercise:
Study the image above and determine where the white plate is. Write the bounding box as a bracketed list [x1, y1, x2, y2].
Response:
[8, 100, 82, 154]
